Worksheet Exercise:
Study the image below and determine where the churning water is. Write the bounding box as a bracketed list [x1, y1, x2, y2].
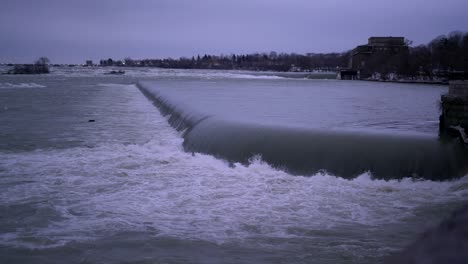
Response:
[0, 67, 467, 263]
[138, 78, 468, 179]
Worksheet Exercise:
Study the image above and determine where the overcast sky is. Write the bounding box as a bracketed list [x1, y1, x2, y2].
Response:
[1, 0, 467, 64]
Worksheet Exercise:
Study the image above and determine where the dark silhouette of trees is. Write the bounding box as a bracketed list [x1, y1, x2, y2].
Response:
[408, 45, 432, 76]
[412, 31, 468, 78]
[99, 52, 350, 72]
[7, 57, 50, 74]
[96, 31, 467, 78]
[35, 57, 50, 66]
[124, 57, 134, 66]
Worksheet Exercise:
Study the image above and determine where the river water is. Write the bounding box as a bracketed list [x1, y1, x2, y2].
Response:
[0, 67, 467, 263]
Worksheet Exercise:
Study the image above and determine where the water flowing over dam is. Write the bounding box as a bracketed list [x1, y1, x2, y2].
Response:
[138, 80, 468, 180]
[1, 68, 468, 263]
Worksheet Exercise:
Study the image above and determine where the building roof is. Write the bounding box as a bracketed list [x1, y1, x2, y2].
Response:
[368, 37, 405, 46]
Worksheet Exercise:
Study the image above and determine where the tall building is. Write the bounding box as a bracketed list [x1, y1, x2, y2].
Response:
[350, 37, 409, 79]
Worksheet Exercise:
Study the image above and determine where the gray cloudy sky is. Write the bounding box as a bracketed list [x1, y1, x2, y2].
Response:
[1, 0, 467, 64]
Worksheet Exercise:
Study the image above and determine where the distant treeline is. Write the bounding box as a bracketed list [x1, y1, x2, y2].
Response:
[5, 57, 50, 75]
[100, 52, 351, 72]
[98, 31, 468, 75]
[404, 31, 468, 77]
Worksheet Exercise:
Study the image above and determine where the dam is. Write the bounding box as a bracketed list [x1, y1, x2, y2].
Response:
[1, 67, 468, 263]
[138, 79, 468, 180]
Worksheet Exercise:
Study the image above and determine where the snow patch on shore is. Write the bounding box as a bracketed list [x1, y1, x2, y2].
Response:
[0, 82, 46, 89]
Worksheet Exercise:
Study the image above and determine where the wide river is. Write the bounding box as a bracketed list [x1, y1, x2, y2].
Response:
[0, 67, 467, 263]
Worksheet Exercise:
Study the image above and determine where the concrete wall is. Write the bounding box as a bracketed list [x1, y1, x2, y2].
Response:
[440, 81, 468, 133]
[449, 81, 468, 96]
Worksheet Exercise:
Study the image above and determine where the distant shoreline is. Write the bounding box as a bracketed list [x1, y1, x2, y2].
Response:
[361, 79, 448, 85]
[0, 65, 455, 85]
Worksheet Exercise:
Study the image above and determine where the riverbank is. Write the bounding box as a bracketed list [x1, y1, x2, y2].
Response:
[362, 79, 448, 85]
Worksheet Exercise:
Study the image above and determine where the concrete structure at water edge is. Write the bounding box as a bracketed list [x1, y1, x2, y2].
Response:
[337, 69, 357, 80]
[440, 81, 468, 144]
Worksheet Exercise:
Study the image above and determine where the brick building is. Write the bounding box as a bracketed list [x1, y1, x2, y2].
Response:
[350, 37, 409, 79]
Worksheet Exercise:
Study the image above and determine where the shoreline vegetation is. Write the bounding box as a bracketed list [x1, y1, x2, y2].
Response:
[364, 78, 449, 85]
[3, 57, 50, 75]
[1, 31, 466, 82]
[93, 31, 467, 82]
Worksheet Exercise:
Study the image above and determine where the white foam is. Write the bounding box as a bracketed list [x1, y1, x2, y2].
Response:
[0, 82, 466, 253]
[97, 83, 138, 89]
[47, 66, 288, 80]
[159, 69, 285, 80]
[1, 99, 466, 249]
[0, 82, 46, 89]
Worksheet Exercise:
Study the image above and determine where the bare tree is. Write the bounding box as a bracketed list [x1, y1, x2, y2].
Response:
[35, 57, 50, 65]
